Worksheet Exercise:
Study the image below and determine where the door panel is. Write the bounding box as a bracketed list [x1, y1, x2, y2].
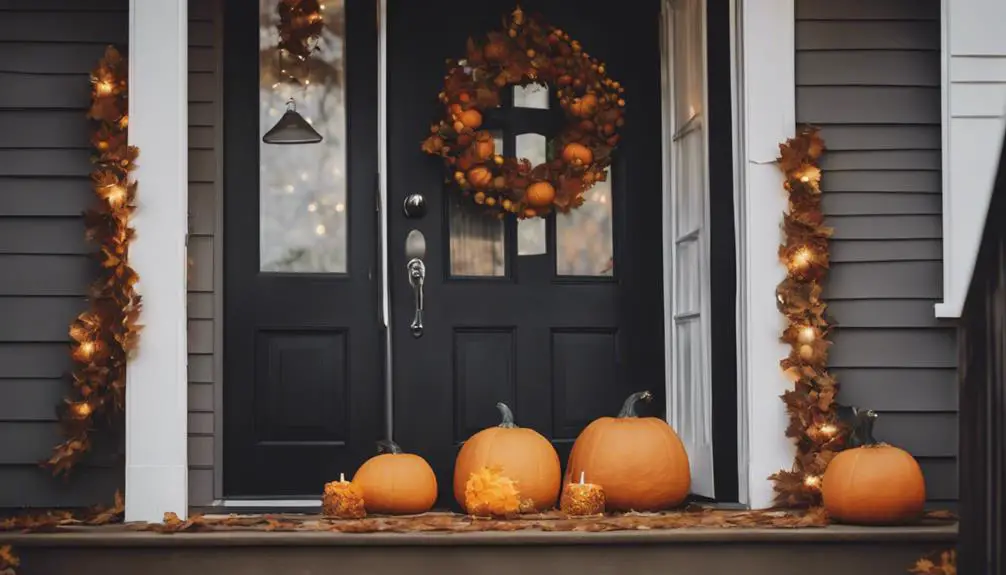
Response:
[223, 0, 382, 497]
[662, 0, 715, 498]
[387, 0, 665, 506]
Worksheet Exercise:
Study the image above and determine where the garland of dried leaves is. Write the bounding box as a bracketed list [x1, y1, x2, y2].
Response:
[45, 46, 142, 476]
[0, 546, 16, 575]
[421, 5, 625, 220]
[767, 127, 844, 507]
[277, 0, 323, 61]
[909, 549, 957, 575]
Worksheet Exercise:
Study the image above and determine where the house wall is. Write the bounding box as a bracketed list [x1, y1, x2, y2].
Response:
[0, 0, 219, 508]
[796, 0, 957, 506]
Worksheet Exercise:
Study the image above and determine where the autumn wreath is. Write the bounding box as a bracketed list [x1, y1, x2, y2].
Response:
[421, 6, 625, 219]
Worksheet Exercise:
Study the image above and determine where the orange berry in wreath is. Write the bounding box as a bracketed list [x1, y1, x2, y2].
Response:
[467, 166, 493, 189]
[485, 40, 507, 61]
[474, 134, 495, 160]
[459, 109, 483, 130]
[561, 143, 593, 166]
[526, 181, 556, 208]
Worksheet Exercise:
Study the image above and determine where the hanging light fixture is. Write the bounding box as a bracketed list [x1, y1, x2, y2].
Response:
[264, 0, 324, 145]
[263, 98, 323, 144]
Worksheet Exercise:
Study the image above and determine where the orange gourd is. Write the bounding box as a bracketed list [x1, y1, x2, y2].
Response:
[525, 181, 556, 208]
[467, 166, 493, 189]
[459, 109, 483, 130]
[822, 410, 926, 525]
[561, 142, 593, 166]
[564, 391, 690, 511]
[454, 402, 561, 512]
[352, 440, 438, 515]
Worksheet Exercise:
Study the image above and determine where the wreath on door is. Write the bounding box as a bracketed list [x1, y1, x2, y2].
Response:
[420, 6, 626, 219]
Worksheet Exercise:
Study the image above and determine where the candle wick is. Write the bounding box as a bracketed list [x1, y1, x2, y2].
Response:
[579, 471, 585, 485]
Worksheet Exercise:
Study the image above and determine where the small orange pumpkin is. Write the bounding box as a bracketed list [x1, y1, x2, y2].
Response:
[467, 166, 493, 189]
[822, 410, 926, 525]
[564, 391, 690, 511]
[525, 181, 556, 208]
[561, 142, 593, 166]
[459, 109, 483, 130]
[352, 440, 438, 515]
[454, 402, 561, 512]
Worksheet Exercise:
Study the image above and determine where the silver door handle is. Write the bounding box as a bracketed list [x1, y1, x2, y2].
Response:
[407, 258, 425, 338]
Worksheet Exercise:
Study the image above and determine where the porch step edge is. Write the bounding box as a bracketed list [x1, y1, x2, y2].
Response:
[0, 523, 958, 548]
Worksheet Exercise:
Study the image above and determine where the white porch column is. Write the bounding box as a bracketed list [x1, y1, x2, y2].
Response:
[735, 0, 795, 509]
[125, 0, 189, 522]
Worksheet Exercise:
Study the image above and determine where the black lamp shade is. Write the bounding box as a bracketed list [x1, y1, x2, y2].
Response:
[263, 105, 323, 145]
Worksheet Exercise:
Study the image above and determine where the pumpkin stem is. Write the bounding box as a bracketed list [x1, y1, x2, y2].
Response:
[377, 440, 403, 454]
[618, 391, 653, 418]
[496, 402, 517, 428]
[849, 409, 879, 448]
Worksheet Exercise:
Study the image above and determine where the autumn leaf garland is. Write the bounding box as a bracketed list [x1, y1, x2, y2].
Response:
[45, 46, 142, 476]
[768, 127, 844, 507]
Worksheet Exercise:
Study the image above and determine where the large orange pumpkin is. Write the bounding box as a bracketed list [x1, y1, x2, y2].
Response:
[454, 402, 561, 512]
[822, 410, 926, 525]
[564, 391, 690, 511]
[352, 440, 438, 515]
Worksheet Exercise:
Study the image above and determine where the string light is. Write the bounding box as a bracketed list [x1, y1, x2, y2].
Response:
[789, 246, 813, 271]
[78, 341, 95, 359]
[803, 475, 821, 489]
[95, 80, 114, 96]
[797, 326, 817, 344]
[818, 423, 838, 437]
[72, 402, 92, 418]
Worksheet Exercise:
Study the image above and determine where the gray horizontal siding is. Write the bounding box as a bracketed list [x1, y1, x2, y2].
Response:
[0, 0, 127, 508]
[796, 0, 957, 504]
[0, 0, 219, 508]
[186, 0, 220, 506]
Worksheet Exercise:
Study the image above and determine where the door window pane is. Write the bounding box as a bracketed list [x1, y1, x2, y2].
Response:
[516, 133, 548, 256]
[556, 168, 615, 276]
[514, 83, 549, 109]
[450, 132, 506, 277]
[259, 0, 348, 273]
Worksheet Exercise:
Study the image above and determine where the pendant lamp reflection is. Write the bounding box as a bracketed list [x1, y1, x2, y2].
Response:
[263, 98, 323, 145]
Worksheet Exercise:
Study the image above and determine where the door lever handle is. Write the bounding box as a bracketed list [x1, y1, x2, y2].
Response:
[407, 257, 426, 338]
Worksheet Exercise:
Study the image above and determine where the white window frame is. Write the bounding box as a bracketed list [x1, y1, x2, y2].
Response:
[661, 0, 716, 499]
[935, 0, 1006, 319]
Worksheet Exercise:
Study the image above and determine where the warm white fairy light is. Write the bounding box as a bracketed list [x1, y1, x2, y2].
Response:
[315, 224, 326, 236]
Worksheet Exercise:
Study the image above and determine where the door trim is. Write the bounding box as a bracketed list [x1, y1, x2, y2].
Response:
[378, 0, 393, 440]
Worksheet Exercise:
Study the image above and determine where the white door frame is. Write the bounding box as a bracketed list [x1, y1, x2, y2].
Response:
[731, 0, 796, 509]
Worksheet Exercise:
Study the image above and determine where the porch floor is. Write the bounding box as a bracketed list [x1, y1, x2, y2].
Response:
[1, 509, 957, 575]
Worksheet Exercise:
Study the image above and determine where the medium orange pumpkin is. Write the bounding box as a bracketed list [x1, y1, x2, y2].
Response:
[525, 181, 556, 208]
[459, 109, 483, 130]
[467, 166, 493, 189]
[564, 391, 690, 511]
[822, 410, 926, 525]
[352, 440, 438, 515]
[561, 142, 593, 166]
[453, 402, 561, 512]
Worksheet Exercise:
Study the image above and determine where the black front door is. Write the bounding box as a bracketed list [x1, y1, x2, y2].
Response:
[387, 0, 665, 504]
[223, 0, 382, 497]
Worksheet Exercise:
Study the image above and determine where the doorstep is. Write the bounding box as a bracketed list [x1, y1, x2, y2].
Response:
[1, 514, 957, 575]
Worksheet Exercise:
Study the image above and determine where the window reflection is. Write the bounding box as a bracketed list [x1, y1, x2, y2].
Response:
[259, 0, 348, 273]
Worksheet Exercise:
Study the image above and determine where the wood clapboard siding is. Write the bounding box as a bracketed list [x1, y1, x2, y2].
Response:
[0, 0, 219, 507]
[186, 0, 220, 507]
[796, 0, 958, 505]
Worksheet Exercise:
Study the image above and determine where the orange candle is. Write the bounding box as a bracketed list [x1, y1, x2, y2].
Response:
[322, 473, 366, 519]
[560, 471, 605, 516]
